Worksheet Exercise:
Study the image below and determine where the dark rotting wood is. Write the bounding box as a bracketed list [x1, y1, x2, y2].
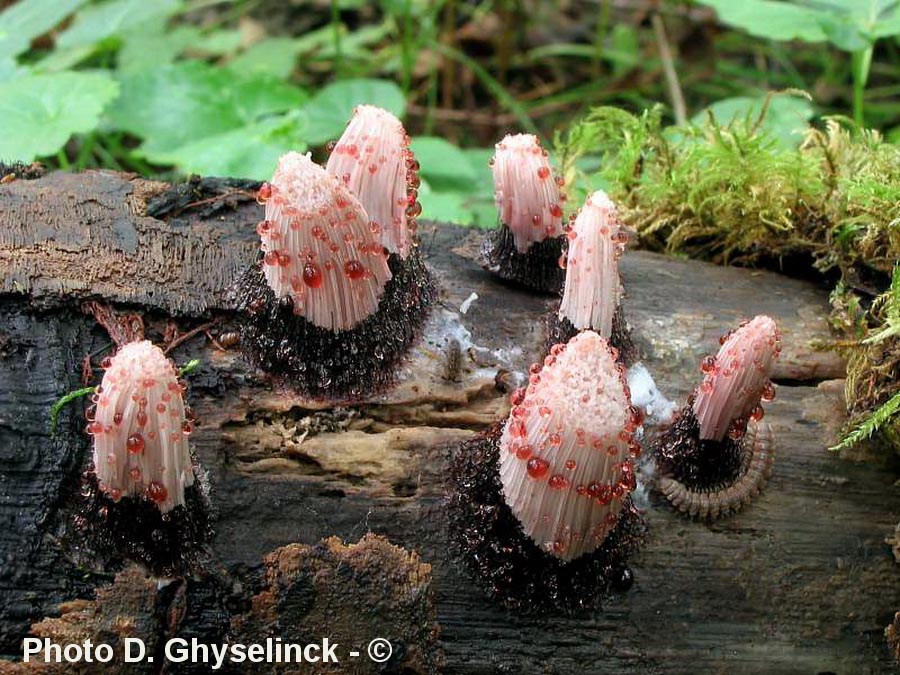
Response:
[1, 169, 897, 674]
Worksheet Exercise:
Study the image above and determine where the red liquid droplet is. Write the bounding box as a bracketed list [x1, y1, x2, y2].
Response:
[147, 481, 168, 505]
[344, 260, 365, 280]
[761, 381, 776, 401]
[701, 355, 716, 374]
[537, 166, 550, 179]
[303, 261, 324, 288]
[750, 404, 765, 421]
[129, 467, 141, 481]
[156, 403, 166, 414]
[100, 356, 112, 369]
[549, 203, 562, 218]
[510, 388, 525, 406]
[548, 474, 569, 489]
[516, 444, 533, 460]
[113, 411, 123, 426]
[277, 252, 291, 267]
[526, 457, 549, 478]
[256, 220, 271, 236]
[565, 460, 576, 470]
[137, 410, 148, 427]
[257, 183, 272, 202]
[126, 433, 144, 455]
[263, 251, 279, 266]
[182, 420, 194, 435]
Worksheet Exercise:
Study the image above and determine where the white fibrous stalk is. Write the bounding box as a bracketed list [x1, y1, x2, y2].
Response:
[692, 315, 781, 441]
[491, 133, 565, 253]
[498, 331, 642, 562]
[325, 105, 420, 259]
[257, 152, 392, 331]
[558, 190, 628, 334]
[88, 341, 195, 514]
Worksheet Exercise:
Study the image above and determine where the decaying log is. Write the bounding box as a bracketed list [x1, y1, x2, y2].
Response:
[1, 169, 899, 673]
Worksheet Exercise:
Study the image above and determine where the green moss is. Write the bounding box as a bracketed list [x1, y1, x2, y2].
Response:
[556, 102, 900, 452]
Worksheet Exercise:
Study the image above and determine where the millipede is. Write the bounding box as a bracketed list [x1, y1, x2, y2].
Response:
[658, 420, 775, 520]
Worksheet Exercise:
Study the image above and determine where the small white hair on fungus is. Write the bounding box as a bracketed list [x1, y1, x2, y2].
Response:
[88, 341, 194, 514]
[491, 133, 564, 253]
[558, 190, 627, 334]
[260, 151, 392, 331]
[325, 105, 417, 259]
[498, 331, 641, 562]
[693, 315, 781, 441]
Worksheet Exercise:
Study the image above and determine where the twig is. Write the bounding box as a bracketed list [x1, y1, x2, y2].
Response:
[163, 320, 220, 355]
[652, 13, 686, 126]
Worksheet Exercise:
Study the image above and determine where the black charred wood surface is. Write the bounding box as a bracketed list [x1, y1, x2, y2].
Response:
[1, 169, 897, 674]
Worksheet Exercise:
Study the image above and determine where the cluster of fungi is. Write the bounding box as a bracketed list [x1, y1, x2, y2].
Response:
[70, 105, 781, 610]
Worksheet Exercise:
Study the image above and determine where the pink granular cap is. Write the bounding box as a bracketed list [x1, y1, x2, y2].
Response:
[498, 331, 642, 562]
[325, 105, 420, 259]
[257, 152, 392, 331]
[491, 133, 565, 253]
[88, 340, 195, 514]
[558, 190, 628, 335]
[693, 315, 781, 441]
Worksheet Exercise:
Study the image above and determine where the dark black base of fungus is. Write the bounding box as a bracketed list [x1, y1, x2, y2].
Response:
[448, 426, 645, 614]
[234, 251, 434, 401]
[653, 405, 745, 491]
[69, 469, 213, 578]
[481, 225, 566, 294]
[546, 306, 637, 366]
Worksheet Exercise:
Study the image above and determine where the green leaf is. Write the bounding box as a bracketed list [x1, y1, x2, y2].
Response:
[117, 19, 200, 73]
[694, 93, 814, 145]
[695, 0, 829, 42]
[0, 71, 118, 161]
[300, 78, 406, 145]
[106, 61, 307, 153]
[0, 0, 90, 61]
[227, 38, 302, 79]
[57, 0, 182, 49]
[190, 29, 243, 56]
[410, 136, 477, 190]
[0, 57, 28, 82]
[143, 113, 308, 180]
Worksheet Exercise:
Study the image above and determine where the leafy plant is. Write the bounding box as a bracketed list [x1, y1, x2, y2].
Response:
[696, 0, 900, 125]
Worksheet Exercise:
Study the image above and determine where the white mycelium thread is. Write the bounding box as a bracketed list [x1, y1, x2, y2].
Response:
[491, 133, 565, 253]
[498, 331, 642, 562]
[88, 341, 194, 514]
[325, 105, 419, 258]
[258, 152, 392, 331]
[558, 190, 628, 334]
[692, 315, 781, 441]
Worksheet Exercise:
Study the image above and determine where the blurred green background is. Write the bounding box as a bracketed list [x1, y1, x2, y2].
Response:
[0, 0, 898, 226]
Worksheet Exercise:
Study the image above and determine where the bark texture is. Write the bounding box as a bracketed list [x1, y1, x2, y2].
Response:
[2, 169, 897, 674]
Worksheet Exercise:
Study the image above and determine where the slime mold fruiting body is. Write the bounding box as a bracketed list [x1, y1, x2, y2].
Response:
[653, 315, 781, 519]
[481, 133, 567, 293]
[74, 340, 210, 577]
[325, 104, 420, 259]
[449, 331, 645, 611]
[547, 190, 636, 363]
[235, 151, 432, 399]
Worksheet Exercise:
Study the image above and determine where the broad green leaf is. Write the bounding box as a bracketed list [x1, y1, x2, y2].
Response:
[695, 0, 829, 42]
[106, 61, 307, 153]
[57, 0, 182, 49]
[0, 58, 28, 82]
[190, 29, 243, 56]
[0, 71, 119, 161]
[410, 136, 477, 190]
[694, 94, 814, 145]
[227, 38, 302, 79]
[117, 19, 200, 72]
[143, 113, 307, 180]
[300, 78, 406, 145]
[0, 0, 90, 60]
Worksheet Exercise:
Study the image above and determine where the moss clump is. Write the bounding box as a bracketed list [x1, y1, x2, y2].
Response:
[555, 100, 900, 452]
